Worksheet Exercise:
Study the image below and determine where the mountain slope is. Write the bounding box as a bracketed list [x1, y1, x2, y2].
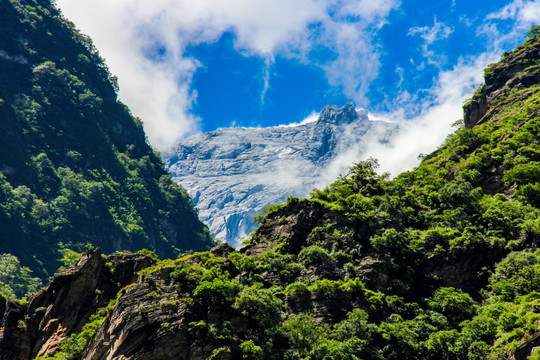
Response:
[1, 17, 540, 360]
[0, 0, 214, 280]
[165, 104, 397, 245]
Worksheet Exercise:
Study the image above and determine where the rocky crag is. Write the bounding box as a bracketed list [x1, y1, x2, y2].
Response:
[165, 104, 398, 245]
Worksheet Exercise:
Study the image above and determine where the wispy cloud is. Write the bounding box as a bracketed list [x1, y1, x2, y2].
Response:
[486, 0, 540, 24]
[278, 110, 320, 127]
[367, 53, 495, 176]
[260, 58, 273, 104]
[479, 0, 540, 50]
[362, 0, 538, 176]
[409, 20, 453, 45]
[408, 19, 453, 68]
[56, 0, 399, 149]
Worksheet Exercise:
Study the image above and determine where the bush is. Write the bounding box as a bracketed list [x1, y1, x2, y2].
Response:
[504, 163, 540, 186]
[285, 282, 310, 299]
[0, 254, 42, 299]
[233, 285, 283, 329]
[526, 25, 540, 39]
[428, 287, 475, 326]
[193, 278, 240, 306]
[239, 340, 263, 360]
[298, 245, 331, 266]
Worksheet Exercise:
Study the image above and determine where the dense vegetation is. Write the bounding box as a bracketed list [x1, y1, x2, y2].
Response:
[31, 27, 540, 360]
[0, 0, 214, 282]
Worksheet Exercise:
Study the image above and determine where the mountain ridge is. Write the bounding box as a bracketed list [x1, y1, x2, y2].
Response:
[165, 103, 398, 245]
[0, 0, 214, 280]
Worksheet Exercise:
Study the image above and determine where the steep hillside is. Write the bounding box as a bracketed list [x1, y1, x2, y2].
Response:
[165, 104, 397, 245]
[0, 0, 214, 281]
[1, 17, 540, 360]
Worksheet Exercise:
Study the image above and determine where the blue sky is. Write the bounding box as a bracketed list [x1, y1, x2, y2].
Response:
[56, 0, 539, 172]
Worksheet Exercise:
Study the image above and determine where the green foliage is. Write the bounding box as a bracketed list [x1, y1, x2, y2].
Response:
[298, 245, 331, 266]
[137, 248, 159, 262]
[526, 25, 540, 39]
[239, 340, 263, 359]
[0, 253, 42, 299]
[285, 282, 310, 299]
[488, 250, 540, 301]
[233, 285, 283, 329]
[428, 287, 475, 326]
[58, 246, 82, 268]
[193, 278, 240, 306]
[0, 0, 214, 279]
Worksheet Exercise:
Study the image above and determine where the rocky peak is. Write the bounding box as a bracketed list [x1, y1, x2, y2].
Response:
[463, 34, 540, 128]
[316, 103, 361, 125]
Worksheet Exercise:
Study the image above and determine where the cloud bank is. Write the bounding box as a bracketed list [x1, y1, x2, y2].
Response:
[56, 0, 398, 149]
[55, 0, 539, 181]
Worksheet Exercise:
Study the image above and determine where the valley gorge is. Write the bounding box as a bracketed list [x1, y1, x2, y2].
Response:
[1, 0, 540, 359]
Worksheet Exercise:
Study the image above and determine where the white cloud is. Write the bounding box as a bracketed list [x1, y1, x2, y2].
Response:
[409, 20, 453, 45]
[336, 0, 398, 24]
[365, 53, 495, 176]
[479, 0, 540, 50]
[278, 110, 320, 127]
[408, 19, 453, 67]
[306, 51, 492, 181]
[260, 58, 273, 104]
[355, 0, 538, 177]
[56, 0, 398, 149]
[487, 0, 540, 24]
[319, 22, 381, 105]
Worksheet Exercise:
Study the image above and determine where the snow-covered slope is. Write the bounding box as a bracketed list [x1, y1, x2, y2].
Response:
[165, 104, 398, 246]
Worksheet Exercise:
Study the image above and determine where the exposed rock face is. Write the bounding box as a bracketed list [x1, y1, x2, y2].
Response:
[463, 41, 540, 128]
[0, 249, 251, 360]
[165, 104, 398, 246]
[0, 250, 155, 360]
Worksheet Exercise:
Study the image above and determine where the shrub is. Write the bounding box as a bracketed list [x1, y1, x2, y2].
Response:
[193, 278, 240, 306]
[239, 340, 263, 360]
[428, 287, 475, 326]
[233, 285, 283, 329]
[504, 163, 540, 186]
[285, 282, 310, 299]
[298, 245, 331, 266]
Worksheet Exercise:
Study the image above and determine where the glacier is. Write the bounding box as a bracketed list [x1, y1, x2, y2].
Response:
[164, 104, 398, 247]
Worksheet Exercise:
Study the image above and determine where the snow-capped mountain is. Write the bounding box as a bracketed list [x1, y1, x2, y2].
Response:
[165, 104, 398, 246]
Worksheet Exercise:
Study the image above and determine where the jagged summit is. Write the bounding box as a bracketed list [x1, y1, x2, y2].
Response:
[165, 104, 398, 245]
[316, 103, 364, 125]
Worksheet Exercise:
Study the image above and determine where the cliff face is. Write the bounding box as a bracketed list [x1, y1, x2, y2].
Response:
[165, 104, 398, 245]
[463, 35, 540, 128]
[0, 248, 251, 360]
[0, 0, 214, 278]
[0, 250, 154, 359]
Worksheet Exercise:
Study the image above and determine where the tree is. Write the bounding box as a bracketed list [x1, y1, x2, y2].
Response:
[0, 254, 42, 299]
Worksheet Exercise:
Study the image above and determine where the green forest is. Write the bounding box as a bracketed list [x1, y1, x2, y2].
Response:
[0, 0, 215, 283]
[2, 0, 540, 359]
[27, 26, 540, 360]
